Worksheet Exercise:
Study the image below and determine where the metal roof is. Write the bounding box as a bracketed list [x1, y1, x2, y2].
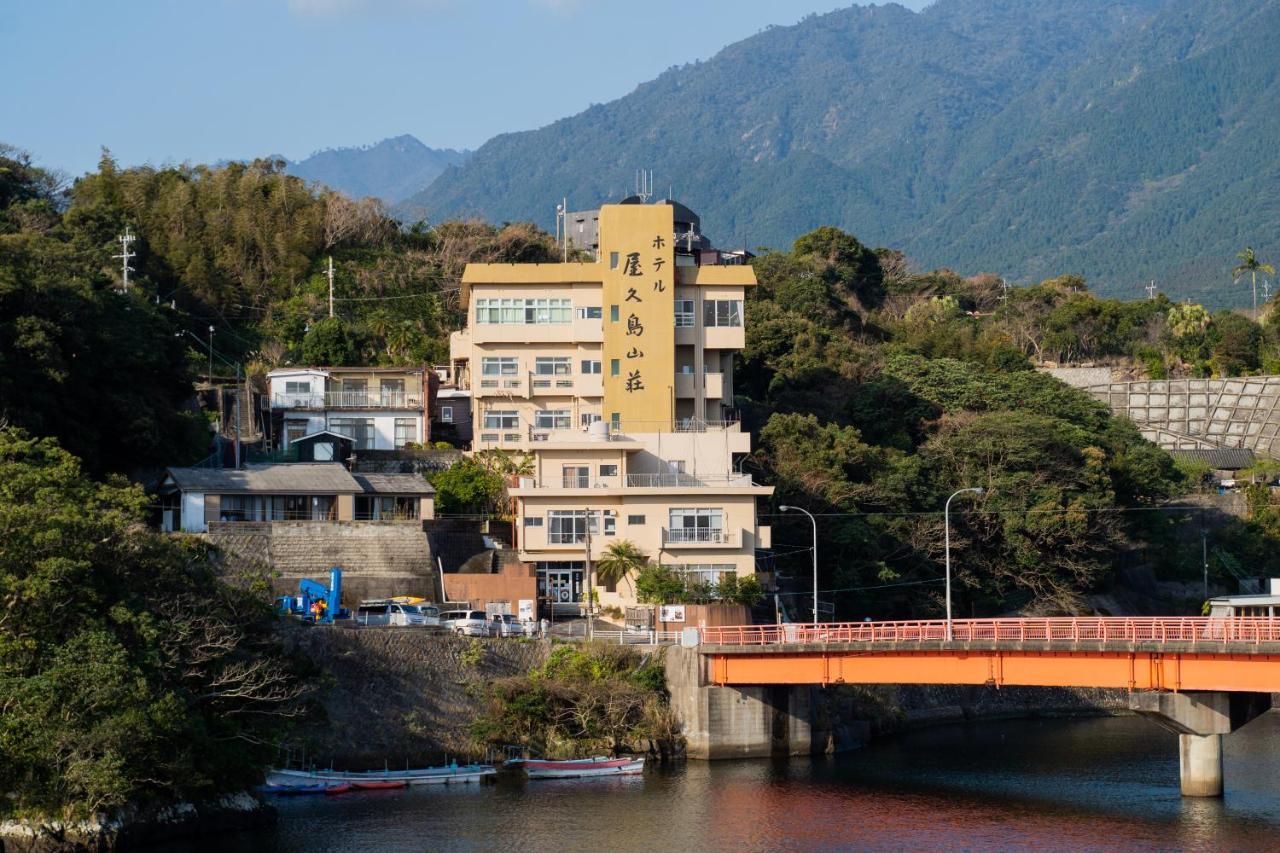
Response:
[1168, 448, 1257, 470]
[164, 463, 360, 493]
[352, 473, 436, 495]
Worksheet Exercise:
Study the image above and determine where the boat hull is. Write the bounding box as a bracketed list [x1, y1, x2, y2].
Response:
[518, 757, 646, 779]
[267, 765, 496, 787]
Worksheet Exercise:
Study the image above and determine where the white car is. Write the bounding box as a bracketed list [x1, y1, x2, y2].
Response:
[356, 600, 426, 627]
[440, 609, 490, 637]
[489, 613, 536, 637]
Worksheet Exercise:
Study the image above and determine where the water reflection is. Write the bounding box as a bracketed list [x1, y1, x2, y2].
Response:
[191, 714, 1280, 852]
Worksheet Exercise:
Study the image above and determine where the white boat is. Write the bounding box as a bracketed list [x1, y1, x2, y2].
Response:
[511, 756, 646, 779]
[267, 762, 496, 787]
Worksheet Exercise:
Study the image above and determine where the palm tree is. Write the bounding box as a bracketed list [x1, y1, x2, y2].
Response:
[1233, 247, 1276, 313]
[595, 540, 649, 598]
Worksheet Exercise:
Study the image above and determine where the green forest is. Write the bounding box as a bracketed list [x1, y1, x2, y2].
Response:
[5, 143, 1280, 817]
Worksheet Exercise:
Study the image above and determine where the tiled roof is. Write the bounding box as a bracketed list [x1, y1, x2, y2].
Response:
[352, 473, 436, 495]
[165, 463, 360, 493]
[1168, 447, 1257, 470]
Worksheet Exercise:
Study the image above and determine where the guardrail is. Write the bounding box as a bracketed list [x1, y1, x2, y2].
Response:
[589, 630, 682, 645]
[700, 618, 1280, 646]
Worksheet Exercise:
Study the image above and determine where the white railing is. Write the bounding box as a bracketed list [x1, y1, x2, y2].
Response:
[588, 630, 682, 646]
[664, 527, 733, 545]
[273, 391, 422, 410]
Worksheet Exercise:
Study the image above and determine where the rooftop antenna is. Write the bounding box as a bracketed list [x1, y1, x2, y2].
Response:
[112, 226, 136, 292]
[635, 169, 653, 204]
[1145, 280, 1158, 300]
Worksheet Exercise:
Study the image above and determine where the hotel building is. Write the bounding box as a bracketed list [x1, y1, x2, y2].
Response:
[450, 201, 772, 613]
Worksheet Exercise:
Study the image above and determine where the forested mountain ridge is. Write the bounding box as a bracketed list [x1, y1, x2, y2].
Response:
[284, 134, 469, 204]
[402, 0, 1280, 305]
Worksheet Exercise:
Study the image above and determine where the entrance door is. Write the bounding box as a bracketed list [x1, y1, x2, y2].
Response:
[548, 570, 574, 607]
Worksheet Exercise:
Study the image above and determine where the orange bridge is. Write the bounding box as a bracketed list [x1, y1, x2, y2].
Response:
[699, 617, 1280, 693]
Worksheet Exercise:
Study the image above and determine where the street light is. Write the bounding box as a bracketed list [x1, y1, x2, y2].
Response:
[944, 487, 984, 641]
[780, 505, 819, 626]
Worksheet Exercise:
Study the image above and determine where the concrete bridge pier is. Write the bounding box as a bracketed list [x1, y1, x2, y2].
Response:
[665, 645, 816, 759]
[1129, 691, 1271, 797]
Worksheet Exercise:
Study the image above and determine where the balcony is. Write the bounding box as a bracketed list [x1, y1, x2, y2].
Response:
[512, 472, 756, 493]
[662, 527, 738, 548]
[674, 372, 725, 399]
[273, 391, 424, 410]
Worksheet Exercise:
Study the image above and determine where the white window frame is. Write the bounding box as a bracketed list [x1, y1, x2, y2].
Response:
[535, 357, 572, 376]
[703, 299, 743, 328]
[481, 357, 519, 376]
[675, 299, 695, 327]
[534, 410, 571, 430]
[439, 406, 453, 423]
[483, 410, 519, 430]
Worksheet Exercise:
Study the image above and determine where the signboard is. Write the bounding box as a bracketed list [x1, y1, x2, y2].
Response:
[659, 604, 686, 623]
[600, 203, 675, 430]
[518, 599, 535, 622]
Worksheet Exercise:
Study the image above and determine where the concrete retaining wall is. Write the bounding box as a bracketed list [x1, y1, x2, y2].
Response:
[208, 521, 436, 602]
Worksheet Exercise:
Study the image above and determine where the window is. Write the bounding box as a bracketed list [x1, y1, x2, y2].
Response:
[481, 357, 519, 376]
[668, 508, 724, 543]
[380, 378, 405, 405]
[482, 410, 519, 430]
[610, 412, 620, 430]
[675, 299, 695, 327]
[609, 252, 619, 269]
[627, 514, 646, 526]
[535, 410, 571, 430]
[581, 413, 601, 427]
[562, 465, 589, 488]
[577, 306, 603, 319]
[394, 418, 417, 448]
[329, 417, 375, 450]
[439, 406, 453, 423]
[284, 421, 308, 446]
[284, 380, 310, 395]
[581, 360, 602, 374]
[610, 305, 620, 322]
[599, 464, 618, 477]
[524, 516, 543, 527]
[703, 299, 743, 328]
[549, 510, 598, 544]
[604, 512, 616, 536]
[474, 298, 571, 325]
[610, 359, 620, 377]
[676, 564, 736, 585]
[535, 357, 572, 376]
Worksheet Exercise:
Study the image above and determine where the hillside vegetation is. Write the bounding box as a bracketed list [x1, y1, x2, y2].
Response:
[405, 0, 1280, 305]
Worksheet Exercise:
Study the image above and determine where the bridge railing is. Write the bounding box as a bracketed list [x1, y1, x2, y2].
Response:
[700, 617, 1280, 647]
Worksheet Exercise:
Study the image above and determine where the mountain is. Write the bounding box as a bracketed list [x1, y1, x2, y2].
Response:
[400, 0, 1280, 304]
[285, 134, 469, 205]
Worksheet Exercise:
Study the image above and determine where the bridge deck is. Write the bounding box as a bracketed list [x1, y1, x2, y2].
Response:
[699, 618, 1280, 692]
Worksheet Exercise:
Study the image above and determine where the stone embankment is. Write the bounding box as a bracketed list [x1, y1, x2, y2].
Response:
[278, 624, 549, 768]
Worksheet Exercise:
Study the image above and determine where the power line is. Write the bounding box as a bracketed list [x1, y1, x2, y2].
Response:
[775, 577, 946, 597]
[759, 504, 1220, 520]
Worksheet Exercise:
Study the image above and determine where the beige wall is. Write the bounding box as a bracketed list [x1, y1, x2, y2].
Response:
[337, 494, 354, 521]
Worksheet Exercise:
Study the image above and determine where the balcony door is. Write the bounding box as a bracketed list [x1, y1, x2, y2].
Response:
[669, 508, 723, 543]
[562, 465, 589, 488]
[381, 378, 405, 406]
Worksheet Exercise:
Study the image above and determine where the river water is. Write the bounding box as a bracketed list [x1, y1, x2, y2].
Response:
[194, 714, 1280, 851]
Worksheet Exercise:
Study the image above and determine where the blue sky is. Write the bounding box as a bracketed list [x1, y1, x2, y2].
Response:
[2, 0, 929, 176]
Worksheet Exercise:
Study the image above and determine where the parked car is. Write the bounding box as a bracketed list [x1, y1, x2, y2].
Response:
[490, 613, 536, 637]
[440, 609, 490, 637]
[355, 600, 427, 627]
[387, 597, 441, 626]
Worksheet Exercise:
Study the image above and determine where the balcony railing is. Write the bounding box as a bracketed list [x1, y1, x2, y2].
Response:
[663, 527, 734, 545]
[513, 473, 753, 490]
[273, 391, 423, 410]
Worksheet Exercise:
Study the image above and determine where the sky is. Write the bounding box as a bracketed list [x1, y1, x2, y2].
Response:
[1, 0, 930, 177]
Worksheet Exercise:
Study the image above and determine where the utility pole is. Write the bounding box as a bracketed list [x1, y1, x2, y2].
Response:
[327, 256, 335, 318]
[1146, 280, 1158, 300]
[583, 510, 593, 641]
[112, 227, 136, 292]
[234, 363, 243, 470]
[207, 325, 215, 386]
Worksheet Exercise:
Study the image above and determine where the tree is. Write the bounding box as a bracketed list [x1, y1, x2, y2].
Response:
[596, 541, 649, 597]
[1233, 247, 1275, 313]
[0, 430, 306, 819]
[429, 457, 506, 515]
[300, 316, 359, 366]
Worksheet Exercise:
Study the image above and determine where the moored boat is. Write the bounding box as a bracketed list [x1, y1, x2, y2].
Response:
[350, 780, 408, 790]
[510, 756, 646, 779]
[266, 762, 496, 787]
[257, 783, 347, 796]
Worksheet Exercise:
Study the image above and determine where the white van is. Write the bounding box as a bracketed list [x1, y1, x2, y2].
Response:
[440, 609, 490, 637]
[356, 600, 427, 627]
